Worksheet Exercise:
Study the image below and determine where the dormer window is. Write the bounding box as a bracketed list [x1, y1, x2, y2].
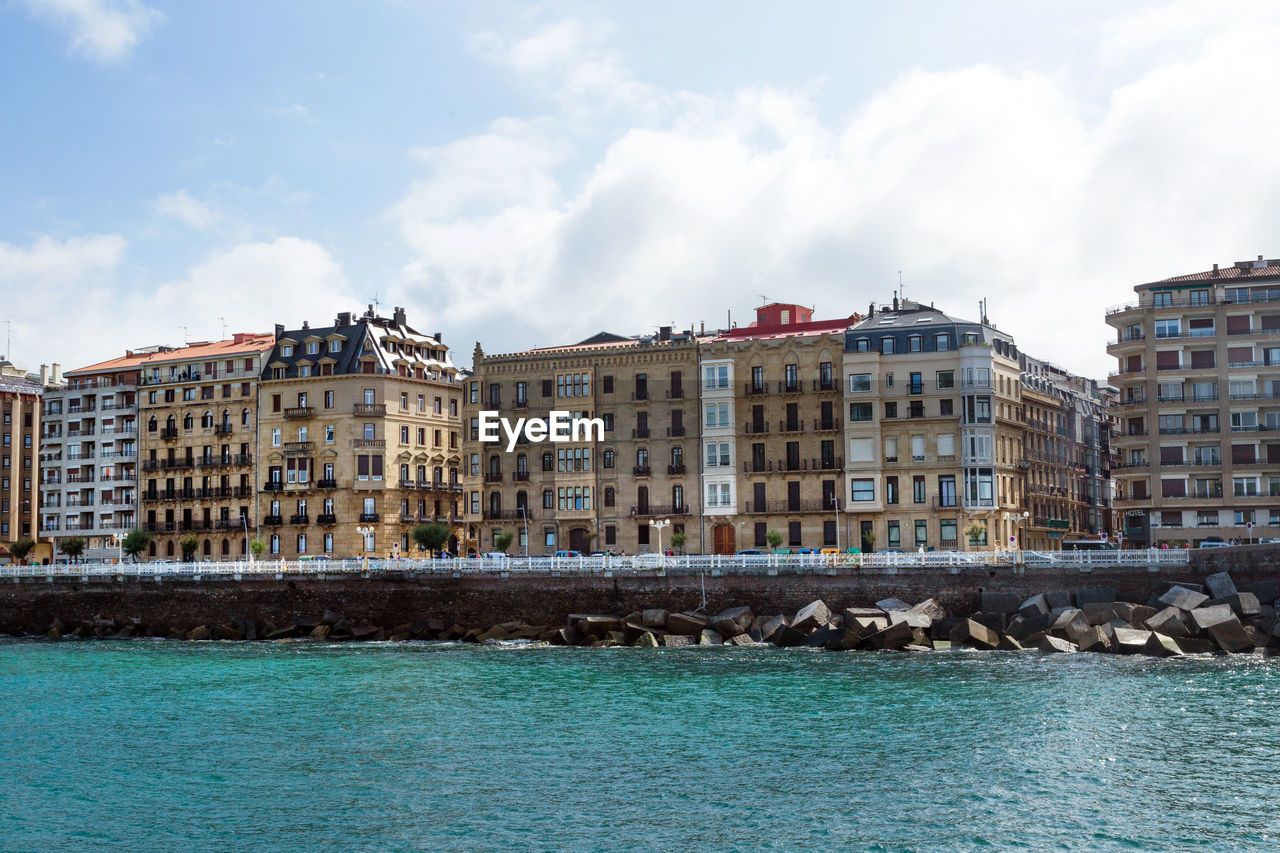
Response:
[329, 339, 341, 353]
[307, 341, 319, 355]
[281, 345, 294, 357]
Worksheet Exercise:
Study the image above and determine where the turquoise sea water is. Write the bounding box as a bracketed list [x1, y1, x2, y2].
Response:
[2, 641, 1278, 852]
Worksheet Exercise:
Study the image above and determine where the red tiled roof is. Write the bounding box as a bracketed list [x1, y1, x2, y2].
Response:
[714, 316, 856, 342]
[1144, 260, 1280, 286]
[68, 334, 275, 374]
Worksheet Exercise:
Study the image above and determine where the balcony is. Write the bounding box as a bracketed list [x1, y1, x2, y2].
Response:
[482, 509, 532, 521]
[354, 403, 386, 416]
[743, 383, 769, 396]
[743, 422, 769, 435]
[284, 407, 314, 419]
[632, 504, 690, 517]
[666, 426, 686, 438]
[359, 512, 380, 522]
[317, 479, 338, 489]
[779, 420, 804, 434]
[631, 389, 649, 401]
[289, 514, 310, 526]
[668, 464, 686, 476]
[632, 428, 651, 439]
[351, 439, 385, 448]
[283, 441, 314, 454]
[263, 481, 284, 492]
[813, 418, 841, 432]
[214, 423, 234, 436]
[160, 427, 179, 440]
[317, 514, 337, 525]
[815, 379, 837, 393]
[263, 515, 283, 526]
[142, 522, 176, 533]
[512, 471, 530, 482]
[743, 499, 838, 514]
[633, 465, 651, 477]
[400, 479, 417, 489]
[484, 472, 504, 483]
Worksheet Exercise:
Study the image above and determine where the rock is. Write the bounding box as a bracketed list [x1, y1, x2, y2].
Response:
[476, 624, 509, 643]
[875, 597, 912, 612]
[804, 626, 838, 648]
[758, 614, 789, 643]
[1051, 609, 1090, 641]
[605, 630, 627, 646]
[575, 616, 623, 639]
[1113, 603, 1156, 626]
[1074, 588, 1117, 607]
[888, 610, 932, 629]
[843, 607, 889, 621]
[949, 619, 1000, 650]
[930, 617, 964, 641]
[773, 626, 807, 647]
[972, 611, 1008, 635]
[310, 624, 331, 640]
[633, 631, 659, 648]
[1045, 590, 1073, 610]
[665, 612, 708, 636]
[1158, 586, 1210, 611]
[792, 600, 831, 633]
[1007, 612, 1054, 642]
[1018, 594, 1050, 619]
[699, 629, 724, 645]
[997, 635, 1026, 651]
[321, 610, 344, 626]
[852, 616, 890, 636]
[1112, 627, 1152, 654]
[1075, 626, 1113, 653]
[1238, 580, 1280, 604]
[350, 624, 383, 641]
[1206, 593, 1261, 618]
[1204, 571, 1238, 600]
[1038, 636, 1077, 654]
[1080, 602, 1118, 626]
[641, 609, 668, 628]
[1189, 604, 1235, 631]
[186, 625, 211, 641]
[213, 624, 244, 641]
[910, 599, 946, 620]
[1208, 617, 1253, 653]
[1143, 632, 1183, 658]
[980, 592, 1021, 615]
[663, 634, 694, 647]
[1143, 606, 1191, 638]
[727, 633, 758, 647]
[711, 606, 754, 638]
[868, 621, 915, 650]
[549, 627, 578, 646]
[1175, 637, 1217, 654]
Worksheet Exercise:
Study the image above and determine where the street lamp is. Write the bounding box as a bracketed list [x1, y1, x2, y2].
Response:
[357, 525, 374, 572]
[111, 531, 125, 565]
[518, 505, 529, 558]
[649, 518, 671, 557]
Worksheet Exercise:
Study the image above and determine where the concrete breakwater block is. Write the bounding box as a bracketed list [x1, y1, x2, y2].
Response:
[1189, 604, 1235, 631]
[950, 619, 999, 650]
[792, 600, 831, 633]
[1075, 625, 1113, 653]
[1038, 635, 1077, 654]
[1238, 580, 1280, 605]
[1143, 606, 1191, 638]
[641, 609, 668, 628]
[1018, 593, 1049, 619]
[1208, 618, 1254, 653]
[1158, 586, 1209, 612]
[1112, 627, 1151, 655]
[980, 592, 1021, 615]
[1143, 632, 1183, 658]
[1205, 593, 1260, 619]
[1204, 572, 1238, 600]
[910, 599, 946, 620]
[711, 606, 754, 638]
[665, 612, 707, 636]
[875, 597, 912, 613]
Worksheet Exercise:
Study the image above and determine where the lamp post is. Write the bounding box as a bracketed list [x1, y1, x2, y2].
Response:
[518, 505, 529, 558]
[649, 518, 671, 558]
[111, 531, 125, 565]
[242, 512, 251, 564]
[357, 525, 374, 572]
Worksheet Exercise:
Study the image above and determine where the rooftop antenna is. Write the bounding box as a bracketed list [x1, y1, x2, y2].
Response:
[369, 292, 382, 313]
[1, 320, 9, 362]
[217, 315, 227, 339]
[898, 270, 905, 303]
[179, 325, 189, 345]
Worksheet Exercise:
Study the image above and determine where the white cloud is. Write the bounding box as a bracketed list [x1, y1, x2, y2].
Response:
[22, 0, 163, 63]
[0, 235, 350, 371]
[275, 104, 312, 120]
[390, 5, 1280, 379]
[153, 190, 221, 230]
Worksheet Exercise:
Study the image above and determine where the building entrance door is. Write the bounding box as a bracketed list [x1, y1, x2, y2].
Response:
[713, 524, 735, 555]
[569, 528, 590, 553]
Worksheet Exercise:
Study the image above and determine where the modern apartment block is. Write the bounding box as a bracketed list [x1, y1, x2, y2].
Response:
[257, 307, 465, 559]
[1107, 256, 1280, 546]
[698, 303, 855, 553]
[464, 327, 703, 556]
[137, 334, 276, 559]
[1018, 355, 1114, 549]
[842, 299, 1028, 552]
[0, 359, 43, 559]
[39, 356, 142, 562]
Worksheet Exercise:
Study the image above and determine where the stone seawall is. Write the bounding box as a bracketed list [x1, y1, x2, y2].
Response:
[3, 555, 1278, 636]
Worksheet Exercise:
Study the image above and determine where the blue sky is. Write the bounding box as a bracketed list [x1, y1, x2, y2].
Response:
[3, 0, 1280, 379]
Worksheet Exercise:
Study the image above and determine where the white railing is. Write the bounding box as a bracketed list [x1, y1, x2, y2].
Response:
[0, 549, 1192, 580]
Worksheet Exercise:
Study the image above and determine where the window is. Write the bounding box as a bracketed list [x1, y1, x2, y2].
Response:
[885, 477, 898, 505]
[704, 403, 730, 428]
[908, 335, 922, 352]
[884, 401, 897, 418]
[271, 428, 281, 447]
[938, 475, 956, 507]
[912, 475, 926, 504]
[325, 425, 334, 444]
[887, 521, 901, 548]
[1152, 291, 1173, 307]
[851, 479, 874, 502]
[935, 333, 950, 351]
[968, 522, 988, 546]
[602, 449, 615, 469]
[849, 403, 873, 422]
[849, 373, 872, 393]
[936, 371, 954, 389]
[705, 442, 731, 467]
[881, 338, 895, 355]
[914, 520, 928, 546]
[282, 345, 294, 357]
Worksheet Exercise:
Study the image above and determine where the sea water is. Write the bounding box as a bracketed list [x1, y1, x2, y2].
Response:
[2, 640, 1277, 852]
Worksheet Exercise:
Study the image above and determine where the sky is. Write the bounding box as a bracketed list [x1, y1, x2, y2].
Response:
[2, 0, 1279, 380]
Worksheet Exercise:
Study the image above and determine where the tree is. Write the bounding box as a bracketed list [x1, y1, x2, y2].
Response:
[494, 531, 515, 554]
[670, 532, 687, 554]
[121, 529, 152, 561]
[765, 530, 784, 550]
[411, 522, 451, 556]
[179, 534, 200, 562]
[861, 529, 876, 552]
[8, 537, 35, 563]
[249, 539, 267, 559]
[62, 536, 86, 562]
[965, 522, 988, 547]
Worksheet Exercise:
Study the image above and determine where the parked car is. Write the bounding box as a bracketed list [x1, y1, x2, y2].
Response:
[734, 548, 769, 565]
[1260, 538, 1280, 544]
[1198, 541, 1231, 548]
[553, 550, 582, 558]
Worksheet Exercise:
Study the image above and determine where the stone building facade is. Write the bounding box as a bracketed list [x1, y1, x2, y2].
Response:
[1107, 256, 1280, 546]
[0, 360, 43, 561]
[136, 334, 276, 559]
[257, 307, 465, 559]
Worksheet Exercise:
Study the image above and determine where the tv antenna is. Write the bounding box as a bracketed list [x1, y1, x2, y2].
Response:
[1, 320, 9, 362]
[217, 315, 227, 339]
[757, 294, 769, 305]
[898, 270, 905, 303]
[179, 325, 189, 345]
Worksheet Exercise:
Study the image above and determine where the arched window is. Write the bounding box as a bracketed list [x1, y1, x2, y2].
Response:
[166, 415, 176, 430]
[604, 487, 615, 508]
[241, 408, 250, 426]
[201, 411, 213, 428]
[489, 492, 502, 515]
[221, 539, 230, 556]
[221, 409, 230, 427]
[148, 541, 156, 556]
[166, 540, 175, 556]
[183, 413, 193, 430]
[148, 416, 158, 432]
[202, 539, 211, 556]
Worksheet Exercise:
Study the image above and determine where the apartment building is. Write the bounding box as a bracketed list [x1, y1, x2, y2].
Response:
[39, 356, 143, 561]
[1019, 355, 1114, 549]
[137, 334, 276, 559]
[1107, 256, 1280, 546]
[0, 359, 43, 560]
[464, 327, 703, 556]
[257, 307, 464, 559]
[842, 299, 1026, 552]
[699, 303, 854, 553]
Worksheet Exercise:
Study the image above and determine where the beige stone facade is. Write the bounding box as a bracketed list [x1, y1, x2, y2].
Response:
[1, 361, 42, 560]
[465, 330, 702, 556]
[258, 308, 464, 559]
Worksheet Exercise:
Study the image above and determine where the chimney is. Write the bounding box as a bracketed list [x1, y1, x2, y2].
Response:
[659, 325, 672, 341]
[39, 364, 48, 385]
[700, 320, 705, 334]
[393, 306, 407, 326]
[868, 301, 875, 317]
[274, 324, 284, 339]
[301, 320, 310, 331]
[51, 363, 61, 384]
[1212, 263, 1219, 276]
[433, 331, 442, 342]
[892, 292, 900, 311]
[336, 311, 352, 327]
